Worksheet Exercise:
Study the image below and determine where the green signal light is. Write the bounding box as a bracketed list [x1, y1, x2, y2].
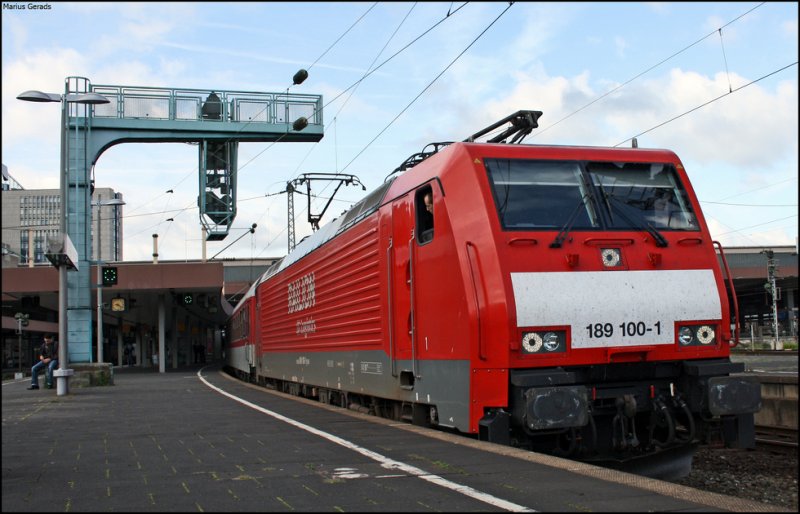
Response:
[102, 266, 118, 286]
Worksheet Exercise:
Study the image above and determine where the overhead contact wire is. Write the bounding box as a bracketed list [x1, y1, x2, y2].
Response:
[340, 2, 514, 174]
[533, 2, 767, 139]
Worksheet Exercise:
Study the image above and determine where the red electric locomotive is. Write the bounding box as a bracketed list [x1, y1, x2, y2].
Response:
[226, 111, 761, 478]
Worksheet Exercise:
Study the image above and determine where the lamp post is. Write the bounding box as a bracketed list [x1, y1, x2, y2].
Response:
[17, 86, 109, 396]
[93, 197, 125, 364]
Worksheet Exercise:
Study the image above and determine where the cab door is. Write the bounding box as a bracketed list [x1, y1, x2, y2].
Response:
[389, 183, 439, 388]
[409, 183, 441, 361]
[390, 194, 415, 387]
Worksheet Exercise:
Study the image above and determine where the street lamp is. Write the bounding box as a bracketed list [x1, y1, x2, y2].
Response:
[17, 86, 109, 396]
[92, 197, 125, 364]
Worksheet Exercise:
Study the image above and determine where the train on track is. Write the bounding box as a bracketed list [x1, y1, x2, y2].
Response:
[224, 111, 762, 479]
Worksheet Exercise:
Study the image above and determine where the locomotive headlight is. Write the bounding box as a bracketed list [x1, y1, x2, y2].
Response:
[601, 248, 621, 267]
[696, 325, 715, 345]
[678, 327, 694, 345]
[521, 330, 566, 354]
[677, 324, 718, 347]
[522, 332, 543, 353]
[542, 332, 560, 352]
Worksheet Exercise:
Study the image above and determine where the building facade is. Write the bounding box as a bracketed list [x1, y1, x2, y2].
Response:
[1, 185, 123, 267]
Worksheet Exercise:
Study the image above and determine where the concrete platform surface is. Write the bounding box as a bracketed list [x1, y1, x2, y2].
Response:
[2, 364, 784, 512]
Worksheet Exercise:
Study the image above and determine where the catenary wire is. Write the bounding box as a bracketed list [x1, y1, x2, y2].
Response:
[113, 3, 473, 256]
[531, 2, 767, 139]
[291, 2, 418, 177]
[252, 2, 507, 257]
[111, 3, 380, 246]
[338, 3, 514, 175]
[702, 201, 797, 207]
[306, 3, 379, 73]
[613, 61, 797, 147]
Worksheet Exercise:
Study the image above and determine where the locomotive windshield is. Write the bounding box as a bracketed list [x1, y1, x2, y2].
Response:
[486, 159, 599, 229]
[586, 162, 698, 230]
[485, 159, 698, 231]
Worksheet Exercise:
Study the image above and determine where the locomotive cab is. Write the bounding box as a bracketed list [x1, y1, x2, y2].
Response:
[438, 142, 763, 476]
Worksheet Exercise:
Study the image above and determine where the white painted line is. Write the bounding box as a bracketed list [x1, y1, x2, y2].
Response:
[2, 378, 30, 387]
[198, 372, 535, 512]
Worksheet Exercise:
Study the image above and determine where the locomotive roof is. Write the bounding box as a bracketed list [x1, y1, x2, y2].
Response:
[459, 141, 679, 159]
[233, 176, 399, 310]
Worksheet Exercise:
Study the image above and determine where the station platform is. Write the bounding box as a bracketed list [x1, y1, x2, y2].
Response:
[2, 364, 784, 512]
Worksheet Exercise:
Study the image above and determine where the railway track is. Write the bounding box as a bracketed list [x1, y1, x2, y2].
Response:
[755, 425, 798, 452]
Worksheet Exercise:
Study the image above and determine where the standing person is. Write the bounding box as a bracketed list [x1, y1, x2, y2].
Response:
[124, 343, 134, 366]
[28, 334, 58, 390]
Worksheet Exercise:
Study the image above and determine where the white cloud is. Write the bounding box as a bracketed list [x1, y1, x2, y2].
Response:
[783, 18, 798, 38]
[615, 36, 628, 59]
[483, 70, 602, 145]
[486, 65, 798, 169]
[2, 48, 89, 150]
[645, 3, 671, 16]
[642, 69, 797, 168]
[5, 16, 28, 52]
[706, 216, 797, 247]
[703, 16, 732, 39]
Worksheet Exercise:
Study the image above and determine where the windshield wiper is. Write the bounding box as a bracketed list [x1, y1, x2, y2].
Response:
[596, 182, 614, 223]
[603, 192, 669, 247]
[550, 194, 591, 248]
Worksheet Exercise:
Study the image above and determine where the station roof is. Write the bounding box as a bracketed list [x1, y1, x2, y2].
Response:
[1, 259, 278, 332]
[1, 247, 796, 333]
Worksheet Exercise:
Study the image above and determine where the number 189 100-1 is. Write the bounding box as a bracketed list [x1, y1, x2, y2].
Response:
[585, 321, 662, 339]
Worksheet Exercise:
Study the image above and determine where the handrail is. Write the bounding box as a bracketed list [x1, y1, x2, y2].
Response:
[466, 242, 487, 360]
[713, 240, 740, 347]
[386, 238, 397, 377]
[508, 237, 538, 246]
[90, 83, 323, 126]
[408, 233, 419, 378]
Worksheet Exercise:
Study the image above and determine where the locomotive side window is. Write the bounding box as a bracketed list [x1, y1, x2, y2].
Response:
[485, 159, 599, 230]
[416, 186, 434, 244]
[587, 162, 698, 230]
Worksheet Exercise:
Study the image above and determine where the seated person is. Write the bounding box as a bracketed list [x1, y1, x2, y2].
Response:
[28, 334, 58, 390]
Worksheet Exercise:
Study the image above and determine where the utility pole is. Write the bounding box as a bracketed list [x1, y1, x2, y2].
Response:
[285, 173, 365, 252]
[287, 182, 295, 252]
[761, 250, 780, 350]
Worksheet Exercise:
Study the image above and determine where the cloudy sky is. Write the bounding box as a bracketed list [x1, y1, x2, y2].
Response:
[2, 2, 797, 262]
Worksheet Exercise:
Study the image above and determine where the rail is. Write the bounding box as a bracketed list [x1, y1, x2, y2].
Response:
[408, 233, 419, 379]
[386, 239, 397, 377]
[713, 241, 740, 347]
[753, 371, 797, 452]
[466, 242, 487, 360]
[755, 425, 798, 452]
